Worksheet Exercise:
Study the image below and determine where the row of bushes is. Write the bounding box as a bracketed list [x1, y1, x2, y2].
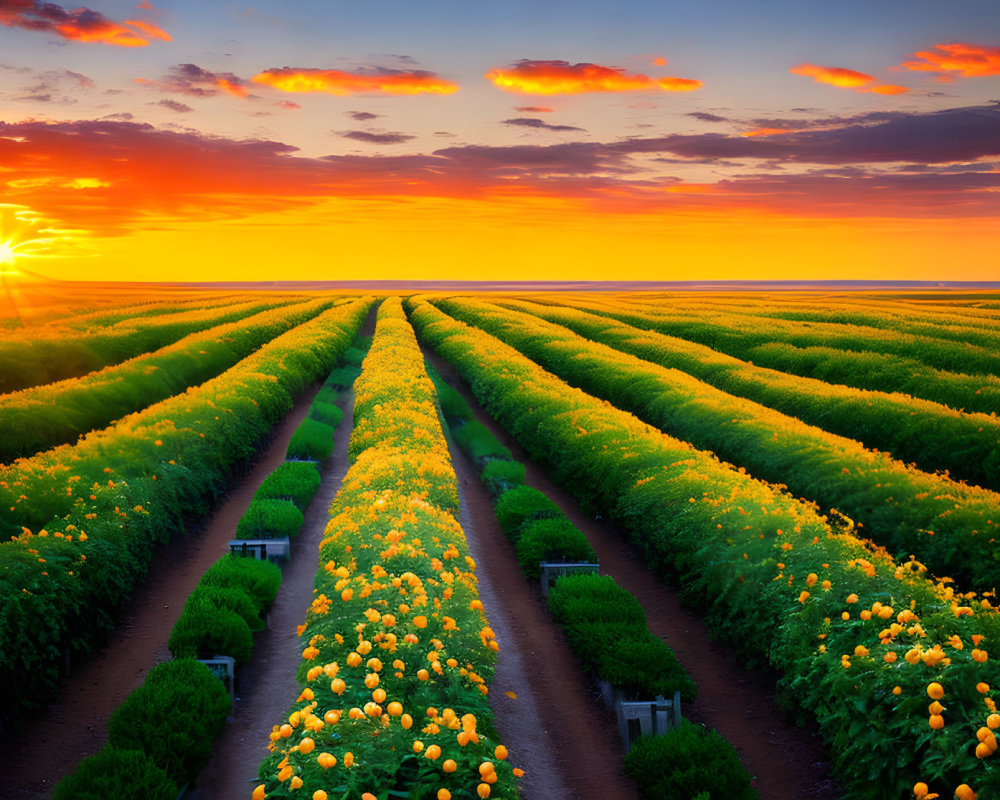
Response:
[0, 298, 333, 463]
[0, 298, 374, 727]
[53, 335, 368, 797]
[430, 361, 724, 796]
[438, 298, 1000, 591]
[408, 298, 1000, 800]
[584, 296, 1000, 378]
[0, 295, 294, 394]
[430, 336, 749, 798]
[236, 338, 367, 541]
[252, 298, 519, 800]
[56, 554, 283, 798]
[500, 297, 1000, 493]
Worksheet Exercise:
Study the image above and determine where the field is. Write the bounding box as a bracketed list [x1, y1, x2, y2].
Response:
[1, 286, 999, 800]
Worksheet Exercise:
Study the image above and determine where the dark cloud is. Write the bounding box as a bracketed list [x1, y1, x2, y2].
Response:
[502, 117, 585, 132]
[514, 105, 554, 113]
[339, 130, 415, 145]
[348, 111, 380, 121]
[688, 112, 729, 123]
[135, 63, 249, 98]
[156, 98, 193, 113]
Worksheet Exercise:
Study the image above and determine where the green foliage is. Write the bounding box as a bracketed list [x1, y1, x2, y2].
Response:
[53, 747, 178, 800]
[236, 498, 304, 540]
[253, 460, 322, 511]
[168, 596, 253, 663]
[549, 574, 695, 701]
[107, 659, 231, 785]
[515, 516, 596, 579]
[200, 555, 282, 612]
[480, 458, 525, 497]
[426, 362, 475, 423]
[307, 399, 343, 428]
[623, 721, 758, 800]
[444, 297, 1000, 591]
[493, 485, 561, 539]
[286, 417, 336, 461]
[453, 420, 512, 466]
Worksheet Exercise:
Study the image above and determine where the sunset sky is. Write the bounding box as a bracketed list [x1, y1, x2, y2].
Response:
[1, 0, 999, 281]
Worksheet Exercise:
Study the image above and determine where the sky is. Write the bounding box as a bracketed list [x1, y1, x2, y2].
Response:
[1, 0, 999, 282]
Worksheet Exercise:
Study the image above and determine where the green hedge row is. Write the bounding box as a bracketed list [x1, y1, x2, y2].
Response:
[440, 298, 1000, 592]
[0, 298, 373, 727]
[252, 298, 519, 800]
[0, 296, 294, 394]
[408, 298, 1000, 800]
[54, 658, 231, 798]
[0, 298, 330, 464]
[583, 297, 1000, 378]
[427, 362, 693, 709]
[169, 556, 282, 664]
[497, 297, 1000, 495]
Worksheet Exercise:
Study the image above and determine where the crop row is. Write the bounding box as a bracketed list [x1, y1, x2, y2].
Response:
[0, 295, 299, 394]
[0, 297, 334, 463]
[435, 297, 1000, 592]
[503, 297, 1000, 487]
[579, 295, 1000, 384]
[0, 298, 373, 727]
[613, 295, 1000, 415]
[252, 298, 518, 800]
[408, 298, 1000, 800]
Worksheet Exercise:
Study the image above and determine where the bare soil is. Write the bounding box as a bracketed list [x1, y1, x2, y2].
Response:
[0, 386, 322, 800]
[424, 347, 844, 800]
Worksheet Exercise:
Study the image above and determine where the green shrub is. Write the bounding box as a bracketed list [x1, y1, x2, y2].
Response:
[548, 574, 696, 701]
[107, 659, 231, 786]
[623, 721, 758, 800]
[427, 363, 474, 422]
[168, 596, 253, 663]
[515, 517, 596, 579]
[493, 485, 561, 539]
[200, 555, 282, 613]
[53, 747, 178, 800]
[480, 459, 525, 497]
[548, 573, 646, 627]
[286, 417, 336, 461]
[236, 497, 304, 539]
[254, 460, 321, 510]
[189, 583, 262, 629]
[308, 399, 343, 428]
[453, 420, 511, 466]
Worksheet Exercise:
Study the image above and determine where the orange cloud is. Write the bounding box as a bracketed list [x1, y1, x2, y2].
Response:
[790, 63, 908, 95]
[484, 59, 702, 94]
[902, 43, 1000, 78]
[0, 0, 171, 46]
[251, 67, 458, 96]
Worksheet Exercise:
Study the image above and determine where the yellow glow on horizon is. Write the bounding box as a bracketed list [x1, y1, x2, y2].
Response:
[36, 195, 1000, 283]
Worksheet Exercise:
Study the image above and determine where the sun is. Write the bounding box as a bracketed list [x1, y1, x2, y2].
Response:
[0, 240, 19, 274]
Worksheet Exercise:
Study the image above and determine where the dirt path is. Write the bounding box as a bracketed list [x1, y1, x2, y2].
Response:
[0, 386, 322, 800]
[435, 347, 639, 800]
[187, 385, 356, 799]
[425, 348, 844, 800]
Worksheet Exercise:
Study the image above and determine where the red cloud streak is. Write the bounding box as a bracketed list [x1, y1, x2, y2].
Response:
[0, 0, 171, 45]
[790, 63, 908, 95]
[903, 43, 1000, 78]
[485, 59, 702, 94]
[252, 67, 458, 95]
